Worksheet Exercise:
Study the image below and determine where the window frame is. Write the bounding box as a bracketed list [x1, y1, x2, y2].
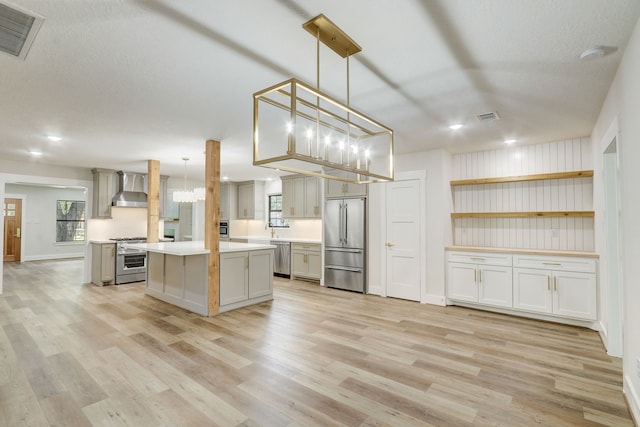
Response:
[55, 200, 86, 243]
[268, 194, 290, 228]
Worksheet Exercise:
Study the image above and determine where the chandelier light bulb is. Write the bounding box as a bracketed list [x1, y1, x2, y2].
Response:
[306, 128, 314, 139]
[324, 135, 331, 145]
[286, 122, 293, 133]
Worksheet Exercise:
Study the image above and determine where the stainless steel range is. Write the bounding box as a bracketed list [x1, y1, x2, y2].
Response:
[110, 237, 147, 284]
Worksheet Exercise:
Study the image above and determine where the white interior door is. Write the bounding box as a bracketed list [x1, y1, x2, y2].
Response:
[385, 179, 421, 301]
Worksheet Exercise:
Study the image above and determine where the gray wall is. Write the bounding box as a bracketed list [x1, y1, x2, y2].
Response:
[5, 184, 87, 261]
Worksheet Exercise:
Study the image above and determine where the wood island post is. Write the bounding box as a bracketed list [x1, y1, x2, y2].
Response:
[147, 159, 160, 243]
[205, 140, 221, 315]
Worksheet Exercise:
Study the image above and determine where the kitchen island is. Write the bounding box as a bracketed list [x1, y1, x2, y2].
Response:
[127, 241, 275, 316]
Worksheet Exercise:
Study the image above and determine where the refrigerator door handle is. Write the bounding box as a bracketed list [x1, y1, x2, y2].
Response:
[342, 203, 348, 245]
[339, 203, 345, 245]
[325, 248, 363, 254]
[325, 265, 363, 273]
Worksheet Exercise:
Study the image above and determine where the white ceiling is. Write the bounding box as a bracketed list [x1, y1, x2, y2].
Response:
[1, 0, 639, 183]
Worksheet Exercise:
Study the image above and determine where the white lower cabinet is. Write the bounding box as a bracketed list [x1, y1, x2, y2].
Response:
[291, 243, 321, 280]
[220, 249, 274, 310]
[447, 255, 512, 308]
[447, 250, 598, 324]
[91, 242, 116, 286]
[513, 255, 597, 321]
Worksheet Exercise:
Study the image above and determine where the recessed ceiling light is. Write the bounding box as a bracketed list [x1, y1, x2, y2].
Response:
[29, 150, 43, 156]
[449, 124, 463, 130]
[504, 139, 517, 144]
[222, 176, 229, 181]
[47, 135, 62, 142]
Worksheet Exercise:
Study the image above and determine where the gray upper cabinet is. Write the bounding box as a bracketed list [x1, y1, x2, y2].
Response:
[304, 175, 321, 218]
[281, 175, 305, 218]
[325, 176, 367, 198]
[220, 181, 238, 220]
[281, 174, 322, 218]
[237, 181, 265, 220]
[91, 168, 115, 218]
[159, 175, 168, 218]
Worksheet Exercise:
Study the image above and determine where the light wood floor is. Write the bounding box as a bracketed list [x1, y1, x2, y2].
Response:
[0, 259, 634, 426]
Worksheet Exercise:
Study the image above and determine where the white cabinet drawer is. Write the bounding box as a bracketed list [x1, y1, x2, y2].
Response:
[291, 243, 320, 252]
[447, 251, 512, 266]
[513, 255, 596, 273]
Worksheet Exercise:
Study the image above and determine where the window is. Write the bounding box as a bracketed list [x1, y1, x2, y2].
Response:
[56, 200, 86, 242]
[268, 194, 289, 228]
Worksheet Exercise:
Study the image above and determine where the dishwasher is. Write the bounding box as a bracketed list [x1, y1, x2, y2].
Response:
[270, 240, 291, 278]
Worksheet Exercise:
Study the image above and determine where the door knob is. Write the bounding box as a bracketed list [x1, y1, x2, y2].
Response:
[15, 228, 21, 238]
[385, 242, 394, 247]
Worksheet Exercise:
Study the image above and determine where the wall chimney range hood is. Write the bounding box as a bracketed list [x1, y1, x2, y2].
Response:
[112, 171, 147, 207]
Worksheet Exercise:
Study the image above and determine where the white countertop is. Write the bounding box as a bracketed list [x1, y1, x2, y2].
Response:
[90, 238, 173, 244]
[230, 236, 322, 244]
[127, 241, 276, 256]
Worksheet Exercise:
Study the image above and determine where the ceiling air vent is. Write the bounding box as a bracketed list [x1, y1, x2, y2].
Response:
[0, 1, 44, 60]
[476, 111, 501, 122]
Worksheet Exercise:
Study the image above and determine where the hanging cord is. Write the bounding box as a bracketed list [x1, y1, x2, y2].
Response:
[346, 49, 352, 167]
[315, 27, 321, 158]
[182, 157, 189, 191]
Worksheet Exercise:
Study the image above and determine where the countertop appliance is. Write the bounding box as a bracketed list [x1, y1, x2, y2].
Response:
[110, 237, 147, 284]
[324, 198, 366, 292]
[270, 240, 291, 278]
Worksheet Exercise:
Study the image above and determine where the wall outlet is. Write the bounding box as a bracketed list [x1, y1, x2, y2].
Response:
[551, 228, 558, 238]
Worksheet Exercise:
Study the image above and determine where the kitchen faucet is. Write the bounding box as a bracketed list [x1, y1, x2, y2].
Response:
[265, 222, 276, 238]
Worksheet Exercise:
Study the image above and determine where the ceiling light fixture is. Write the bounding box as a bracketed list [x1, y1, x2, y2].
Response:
[172, 157, 196, 203]
[449, 124, 463, 130]
[579, 46, 606, 61]
[47, 135, 62, 142]
[29, 150, 43, 156]
[504, 139, 517, 144]
[253, 14, 394, 184]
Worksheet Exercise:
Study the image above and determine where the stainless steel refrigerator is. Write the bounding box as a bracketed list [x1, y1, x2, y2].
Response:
[324, 197, 366, 293]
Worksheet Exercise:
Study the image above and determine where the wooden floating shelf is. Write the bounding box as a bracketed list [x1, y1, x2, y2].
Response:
[451, 211, 595, 219]
[450, 170, 594, 186]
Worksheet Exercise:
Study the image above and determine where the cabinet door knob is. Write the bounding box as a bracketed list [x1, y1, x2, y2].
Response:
[554, 276, 557, 291]
[385, 242, 394, 248]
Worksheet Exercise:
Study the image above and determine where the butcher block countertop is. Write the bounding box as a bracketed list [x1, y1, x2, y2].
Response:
[446, 246, 599, 259]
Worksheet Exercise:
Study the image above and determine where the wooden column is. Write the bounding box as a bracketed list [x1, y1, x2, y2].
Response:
[205, 140, 221, 316]
[147, 160, 160, 243]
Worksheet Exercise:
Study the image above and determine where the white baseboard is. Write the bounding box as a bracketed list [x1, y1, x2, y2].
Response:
[423, 294, 446, 306]
[22, 253, 84, 262]
[367, 286, 383, 296]
[624, 375, 640, 426]
[598, 320, 608, 347]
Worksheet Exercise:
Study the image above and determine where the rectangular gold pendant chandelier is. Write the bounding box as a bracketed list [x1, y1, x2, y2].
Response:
[253, 14, 394, 184]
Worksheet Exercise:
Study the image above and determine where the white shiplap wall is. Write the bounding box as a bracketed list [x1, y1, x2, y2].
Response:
[452, 137, 594, 251]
